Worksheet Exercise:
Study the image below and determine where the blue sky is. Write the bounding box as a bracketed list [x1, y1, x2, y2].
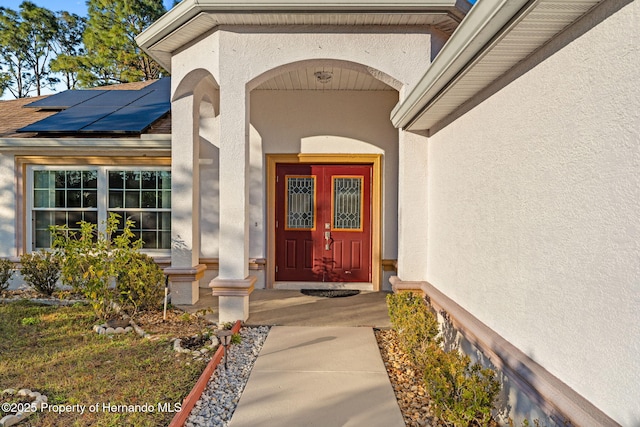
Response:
[1, 1, 176, 16]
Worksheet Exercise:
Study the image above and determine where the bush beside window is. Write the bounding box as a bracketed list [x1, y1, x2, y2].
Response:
[52, 213, 164, 320]
[117, 253, 165, 316]
[19, 251, 61, 296]
[0, 258, 15, 293]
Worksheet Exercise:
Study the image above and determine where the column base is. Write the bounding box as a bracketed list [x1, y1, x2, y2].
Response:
[210, 276, 256, 322]
[165, 264, 206, 305]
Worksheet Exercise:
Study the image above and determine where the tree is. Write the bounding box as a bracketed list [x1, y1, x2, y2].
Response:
[0, 66, 10, 97]
[0, 2, 59, 98]
[50, 12, 86, 90]
[81, 0, 166, 87]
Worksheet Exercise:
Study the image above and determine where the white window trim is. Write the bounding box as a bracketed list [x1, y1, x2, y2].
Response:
[26, 165, 171, 255]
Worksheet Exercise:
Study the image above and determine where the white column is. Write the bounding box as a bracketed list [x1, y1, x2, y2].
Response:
[210, 78, 255, 322]
[396, 130, 429, 282]
[165, 94, 205, 304]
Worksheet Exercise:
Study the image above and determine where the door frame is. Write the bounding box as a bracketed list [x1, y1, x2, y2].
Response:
[266, 153, 382, 290]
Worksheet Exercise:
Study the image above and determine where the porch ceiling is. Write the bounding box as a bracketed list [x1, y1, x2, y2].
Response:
[254, 66, 395, 91]
[391, 0, 604, 132]
[136, 0, 471, 72]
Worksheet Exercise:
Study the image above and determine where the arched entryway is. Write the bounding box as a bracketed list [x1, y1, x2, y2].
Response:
[248, 59, 401, 291]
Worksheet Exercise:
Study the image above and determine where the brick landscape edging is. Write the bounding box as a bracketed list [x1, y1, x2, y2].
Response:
[168, 320, 242, 427]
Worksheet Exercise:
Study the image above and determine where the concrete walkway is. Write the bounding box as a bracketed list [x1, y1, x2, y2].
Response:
[178, 288, 393, 328]
[228, 326, 405, 427]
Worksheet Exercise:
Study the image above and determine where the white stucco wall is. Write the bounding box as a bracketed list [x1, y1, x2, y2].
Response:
[397, 131, 429, 281]
[425, 2, 639, 424]
[0, 153, 16, 258]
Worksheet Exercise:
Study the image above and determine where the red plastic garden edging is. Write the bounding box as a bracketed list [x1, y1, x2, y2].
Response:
[168, 320, 242, 427]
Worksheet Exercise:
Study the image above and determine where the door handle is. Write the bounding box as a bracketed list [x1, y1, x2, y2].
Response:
[324, 231, 333, 250]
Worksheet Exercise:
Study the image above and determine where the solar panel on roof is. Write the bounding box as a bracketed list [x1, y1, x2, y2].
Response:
[18, 107, 116, 133]
[22, 90, 108, 110]
[80, 90, 151, 107]
[81, 105, 169, 133]
[17, 78, 171, 134]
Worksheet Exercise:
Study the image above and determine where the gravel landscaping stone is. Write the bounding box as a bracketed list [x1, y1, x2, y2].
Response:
[185, 326, 269, 427]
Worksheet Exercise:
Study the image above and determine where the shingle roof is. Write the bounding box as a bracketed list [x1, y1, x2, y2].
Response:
[0, 96, 59, 138]
[0, 79, 170, 138]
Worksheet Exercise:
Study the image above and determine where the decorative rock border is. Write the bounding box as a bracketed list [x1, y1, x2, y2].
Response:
[91, 318, 150, 338]
[92, 324, 134, 335]
[0, 388, 48, 427]
[172, 335, 220, 360]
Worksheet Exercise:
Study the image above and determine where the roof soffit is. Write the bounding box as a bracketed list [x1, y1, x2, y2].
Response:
[392, 0, 604, 132]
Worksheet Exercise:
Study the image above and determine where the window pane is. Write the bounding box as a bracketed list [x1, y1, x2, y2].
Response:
[141, 191, 157, 208]
[34, 190, 50, 208]
[160, 191, 171, 208]
[109, 190, 123, 208]
[128, 212, 142, 228]
[34, 171, 50, 189]
[67, 190, 82, 208]
[142, 211, 158, 229]
[141, 171, 157, 189]
[67, 171, 82, 189]
[83, 171, 97, 188]
[35, 211, 52, 229]
[160, 212, 171, 229]
[84, 190, 97, 208]
[55, 190, 66, 208]
[109, 171, 124, 189]
[333, 177, 362, 230]
[125, 191, 140, 208]
[160, 231, 171, 249]
[54, 211, 67, 226]
[125, 171, 140, 189]
[286, 176, 315, 229]
[68, 211, 83, 226]
[35, 230, 51, 249]
[55, 171, 66, 188]
[141, 231, 157, 248]
[159, 172, 171, 189]
[83, 211, 98, 224]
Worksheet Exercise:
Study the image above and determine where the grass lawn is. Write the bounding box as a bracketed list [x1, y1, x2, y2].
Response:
[0, 300, 208, 426]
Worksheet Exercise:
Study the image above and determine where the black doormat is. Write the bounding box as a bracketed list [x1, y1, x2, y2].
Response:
[300, 289, 361, 298]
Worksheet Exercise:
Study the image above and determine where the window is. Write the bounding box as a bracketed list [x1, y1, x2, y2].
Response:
[285, 175, 316, 230]
[107, 170, 171, 250]
[332, 176, 363, 231]
[28, 166, 171, 251]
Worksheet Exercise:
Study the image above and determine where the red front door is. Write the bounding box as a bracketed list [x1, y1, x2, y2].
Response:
[275, 164, 372, 282]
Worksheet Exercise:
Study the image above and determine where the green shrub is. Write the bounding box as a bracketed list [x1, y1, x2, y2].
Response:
[387, 291, 500, 427]
[421, 344, 500, 426]
[19, 251, 61, 296]
[231, 333, 242, 345]
[117, 253, 165, 316]
[52, 213, 142, 320]
[0, 258, 15, 293]
[386, 292, 441, 361]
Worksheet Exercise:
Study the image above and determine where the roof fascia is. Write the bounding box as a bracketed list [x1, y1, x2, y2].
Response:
[0, 137, 171, 151]
[136, 0, 463, 70]
[390, 0, 531, 129]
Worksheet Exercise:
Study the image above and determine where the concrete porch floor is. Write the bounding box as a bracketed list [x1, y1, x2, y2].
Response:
[175, 288, 392, 328]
